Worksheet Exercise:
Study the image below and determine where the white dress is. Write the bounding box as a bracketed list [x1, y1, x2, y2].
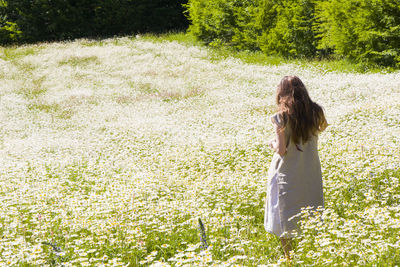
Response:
[264, 113, 324, 238]
[265, 160, 283, 235]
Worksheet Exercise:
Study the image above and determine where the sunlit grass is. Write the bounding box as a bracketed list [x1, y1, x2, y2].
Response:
[140, 32, 397, 73]
[58, 55, 100, 67]
[0, 34, 399, 266]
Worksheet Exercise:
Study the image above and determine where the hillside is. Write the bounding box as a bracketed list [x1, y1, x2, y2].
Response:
[0, 36, 399, 265]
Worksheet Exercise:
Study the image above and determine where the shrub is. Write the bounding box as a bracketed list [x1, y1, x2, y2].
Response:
[186, 0, 400, 66]
[186, 0, 318, 57]
[0, 0, 188, 43]
[257, 0, 317, 57]
[0, 0, 20, 44]
[184, 0, 238, 46]
[0, 21, 21, 44]
[315, 0, 400, 66]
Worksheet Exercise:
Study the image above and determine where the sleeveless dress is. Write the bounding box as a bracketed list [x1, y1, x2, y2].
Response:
[264, 113, 324, 238]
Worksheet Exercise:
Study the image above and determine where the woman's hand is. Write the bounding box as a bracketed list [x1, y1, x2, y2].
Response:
[268, 139, 276, 150]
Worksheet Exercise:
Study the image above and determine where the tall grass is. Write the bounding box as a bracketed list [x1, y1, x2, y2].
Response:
[0, 34, 399, 266]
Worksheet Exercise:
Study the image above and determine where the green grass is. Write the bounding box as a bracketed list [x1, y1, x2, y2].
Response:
[58, 56, 100, 67]
[139, 32, 202, 47]
[27, 100, 75, 119]
[18, 76, 47, 99]
[1, 32, 399, 266]
[2, 31, 394, 73]
[138, 32, 396, 73]
[0, 46, 40, 61]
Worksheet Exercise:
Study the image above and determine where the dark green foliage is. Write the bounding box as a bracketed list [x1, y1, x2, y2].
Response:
[0, 0, 188, 43]
[186, 0, 400, 66]
[0, 1, 20, 43]
[0, 20, 20, 44]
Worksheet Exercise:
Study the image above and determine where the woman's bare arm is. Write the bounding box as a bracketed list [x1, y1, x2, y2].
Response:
[269, 123, 286, 156]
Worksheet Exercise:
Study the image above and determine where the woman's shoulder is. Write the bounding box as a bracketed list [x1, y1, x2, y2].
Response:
[270, 112, 286, 128]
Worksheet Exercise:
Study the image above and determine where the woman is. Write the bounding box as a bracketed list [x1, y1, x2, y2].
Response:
[264, 75, 328, 259]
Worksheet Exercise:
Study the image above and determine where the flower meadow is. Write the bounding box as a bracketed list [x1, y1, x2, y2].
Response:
[0, 36, 399, 266]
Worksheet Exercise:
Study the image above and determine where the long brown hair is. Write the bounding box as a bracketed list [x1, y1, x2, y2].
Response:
[276, 75, 327, 144]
